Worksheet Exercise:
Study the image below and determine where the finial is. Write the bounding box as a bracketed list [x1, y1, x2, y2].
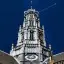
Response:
[49, 50, 53, 62]
[12, 43, 14, 50]
[19, 25, 22, 32]
[31, 0, 32, 9]
[49, 44, 52, 50]
[42, 25, 44, 29]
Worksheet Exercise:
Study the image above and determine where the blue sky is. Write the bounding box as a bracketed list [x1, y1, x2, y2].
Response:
[0, 0, 64, 54]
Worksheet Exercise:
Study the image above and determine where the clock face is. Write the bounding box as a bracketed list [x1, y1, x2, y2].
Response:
[25, 54, 38, 61]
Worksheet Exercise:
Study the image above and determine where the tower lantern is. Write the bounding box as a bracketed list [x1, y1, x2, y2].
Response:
[10, 7, 51, 64]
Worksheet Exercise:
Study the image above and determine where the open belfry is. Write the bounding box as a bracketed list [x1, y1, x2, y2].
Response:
[10, 3, 53, 64]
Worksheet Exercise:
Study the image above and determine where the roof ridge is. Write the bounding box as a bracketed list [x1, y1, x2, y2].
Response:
[53, 52, 64, 56]
[0, 50, 11, 57]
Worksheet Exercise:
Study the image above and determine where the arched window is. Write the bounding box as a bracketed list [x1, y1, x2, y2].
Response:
[29, 14, 34, 26]
[30, 30, 34, 40]
[30, 20, 33, 26]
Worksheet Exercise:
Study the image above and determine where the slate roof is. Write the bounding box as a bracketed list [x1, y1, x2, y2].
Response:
[0, 50, 18, 64]
[53, 52, 64, 63]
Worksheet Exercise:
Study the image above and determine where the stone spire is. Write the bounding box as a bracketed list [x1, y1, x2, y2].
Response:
[49, 44, 54, 63]
[17, 25, 22, 46]
[19, 25, 22, 32]
[49, 44, 52, 50]
[42, 25, 46, 46]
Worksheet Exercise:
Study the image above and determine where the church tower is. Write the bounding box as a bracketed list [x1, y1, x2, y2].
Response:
[10, 7, 51, 64]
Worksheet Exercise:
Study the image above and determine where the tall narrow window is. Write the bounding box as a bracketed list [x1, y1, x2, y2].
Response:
[31, 20, 33, 26]
[30, 30, 34, 40]
[30, 20, 33, 26]
[29, 14, 34, 26]
[30, 14, 33, 19]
